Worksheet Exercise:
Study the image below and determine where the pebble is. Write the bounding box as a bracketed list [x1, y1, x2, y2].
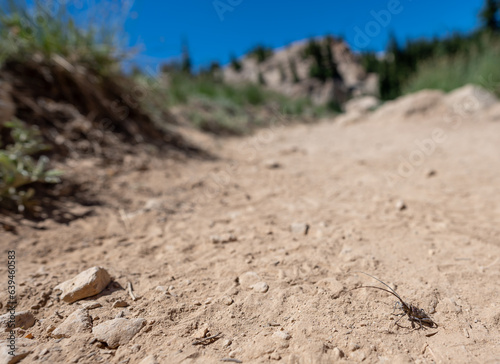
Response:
[265, 160, 282, 169]
[290, 222, 310, 235]
[332, 347, 345, 359]
[0, 311, 35, 332]
[222, 339, 232, 348]
[112, 300, 129, 308]
[272, 330, 291, 340]
[349, 342, 361, 351]
[211, 234, 238, 244]
[83, 302, 102, 310]
[426, 169, 437, 177]
[194, 325, 209, 338]
[221, 296, 234, 306]
[350, 350, 366, 361]
[270, 352, 281, 360]
[251, 282, 269, 293]
[52, 309, 92, 338]
[92, 318, 146, 349]
[55, 266, 111, 303]
[396, 200, 407, 211]
[238, 272, 261, 289]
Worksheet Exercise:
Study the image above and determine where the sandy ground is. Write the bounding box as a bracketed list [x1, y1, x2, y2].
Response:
[1, 94, 500, 363]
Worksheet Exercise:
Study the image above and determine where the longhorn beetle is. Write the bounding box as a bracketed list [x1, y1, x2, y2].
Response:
[352, 272, 438, 330]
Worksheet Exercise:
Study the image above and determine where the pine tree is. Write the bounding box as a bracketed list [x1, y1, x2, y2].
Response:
[480, 0, 500, 32]
[181, 41, 192, 74]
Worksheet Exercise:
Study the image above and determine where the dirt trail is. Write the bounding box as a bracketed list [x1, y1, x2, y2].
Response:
[2, 100, 500, 363]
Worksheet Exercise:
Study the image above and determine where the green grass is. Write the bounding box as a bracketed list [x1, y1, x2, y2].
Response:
[0, 0, 125, 74]
[403, 34, 500, 96]
[136, 72, 336, 135]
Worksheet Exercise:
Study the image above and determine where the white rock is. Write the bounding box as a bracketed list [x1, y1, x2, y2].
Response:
[396, 200, 406, 211]
[290, 222, 309, 235]
[273, 330, 291, 340]
[238, 272, 261, 289]
[0, 311, 35, 332]
[55, 267, 111, 303]
[251, 282, 269, 293]
[92, 318, 146, 349]
[221, 296, 234, 306]
[52, 309, 92, 338]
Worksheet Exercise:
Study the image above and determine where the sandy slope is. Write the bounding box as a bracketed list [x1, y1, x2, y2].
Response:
[1, 90, 500, 363]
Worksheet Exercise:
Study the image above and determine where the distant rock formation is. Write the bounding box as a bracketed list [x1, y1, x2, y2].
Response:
[223, 37, 379, 107]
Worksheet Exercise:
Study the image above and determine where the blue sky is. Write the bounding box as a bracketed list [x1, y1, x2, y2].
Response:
[121, 0, 485, 71]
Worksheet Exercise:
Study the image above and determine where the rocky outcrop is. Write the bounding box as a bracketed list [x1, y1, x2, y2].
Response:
[223, 37, 378, 106]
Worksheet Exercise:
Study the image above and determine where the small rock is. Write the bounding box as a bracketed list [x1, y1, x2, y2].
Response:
[55, 267, 111, 303]
[396, 200, 406, 211]
[0, 311, 35, 332]
[0, 338, 34, 364]
[332, 347, 345, 359]
[273, 330, 291, 340]
[52, 309, 92, 338]
[82, 302, 102, 310]
[251, 282, 269, 293]
[222, 339, 232, 348]
[270, 352, 281, 360]
[290, 223, 309, 235]
[265, 160, 282, 169]
[426, 169, 436, 177]
[130, 344, 141, 353]
[221, 296, 234, 306]
[194, 324, 209, 339]
[349, 342, 361, 352]
[350, 350, 366, 361]
[92, 318, 146, 349]
[112, 300, 129, 308]
[46, 325, 56, 334]
[238, 272, 261, 289]
[211, 234, 238, 244]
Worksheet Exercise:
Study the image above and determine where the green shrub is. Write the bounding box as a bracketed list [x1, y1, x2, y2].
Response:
[0, 120, 62, 212]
